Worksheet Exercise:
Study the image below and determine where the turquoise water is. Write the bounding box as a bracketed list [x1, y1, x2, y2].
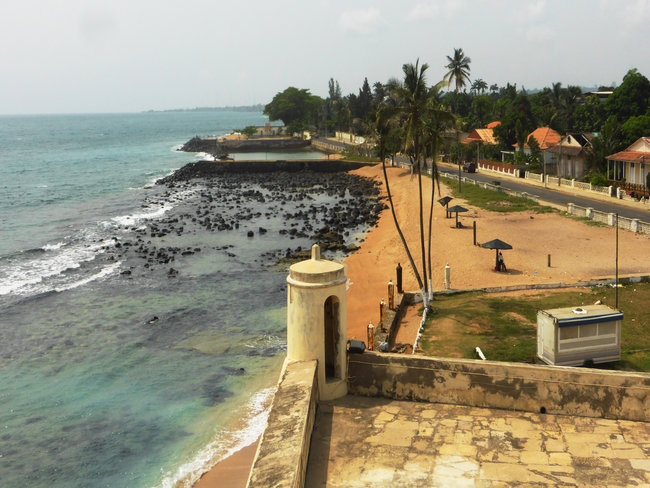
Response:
[0, 112, 336, 487]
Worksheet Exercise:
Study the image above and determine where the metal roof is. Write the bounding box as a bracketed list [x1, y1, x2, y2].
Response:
[539, 304, 623, 327]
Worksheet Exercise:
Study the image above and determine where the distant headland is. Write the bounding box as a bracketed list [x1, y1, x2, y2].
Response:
[144, 104, 264, 113]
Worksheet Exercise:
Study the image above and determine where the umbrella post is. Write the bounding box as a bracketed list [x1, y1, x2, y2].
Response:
[495, 249, 499, 270]
[473, 221, 476, 246]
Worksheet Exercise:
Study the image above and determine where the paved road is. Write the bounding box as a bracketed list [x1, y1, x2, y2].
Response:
[438, 164, 650, 223]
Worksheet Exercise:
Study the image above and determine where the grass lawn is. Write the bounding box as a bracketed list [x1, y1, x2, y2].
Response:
[418, 281, 650, 371]
[439, 175, 554, 213]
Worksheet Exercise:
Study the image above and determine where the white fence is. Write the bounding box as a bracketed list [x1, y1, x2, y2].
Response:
[477, 162, 517, 177]
[396, 162, 650, 235]
[567, 204, 650, 235]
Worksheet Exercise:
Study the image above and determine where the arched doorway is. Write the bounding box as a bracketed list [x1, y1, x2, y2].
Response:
[324, 296, 340, 380]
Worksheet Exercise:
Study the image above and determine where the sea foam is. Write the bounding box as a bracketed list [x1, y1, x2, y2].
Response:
[158, 386, 276, 488]
[0, 238, 113, 296]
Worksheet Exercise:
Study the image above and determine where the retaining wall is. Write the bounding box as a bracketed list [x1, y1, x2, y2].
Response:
[247, 359, 318, 488]
[348, 352, 650, 422]
[158, 160, 372, 183]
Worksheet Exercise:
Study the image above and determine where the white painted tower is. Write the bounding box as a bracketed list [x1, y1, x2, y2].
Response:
[286, 244, 347, 401]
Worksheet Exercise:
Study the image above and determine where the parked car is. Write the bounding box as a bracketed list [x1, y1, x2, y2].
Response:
[462, 162, 476, 173]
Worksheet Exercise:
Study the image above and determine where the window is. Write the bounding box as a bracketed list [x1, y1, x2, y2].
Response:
[558, 322, 618, 351]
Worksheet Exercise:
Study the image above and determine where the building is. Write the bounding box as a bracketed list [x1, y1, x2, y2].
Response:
[462, 126, 499, 162]
[537, 304, 622, 366]
[606, 137, 650, 193]
[254, 122, 286, 137]
[546, 133, 594, 179]
[513, 127, 562, 170]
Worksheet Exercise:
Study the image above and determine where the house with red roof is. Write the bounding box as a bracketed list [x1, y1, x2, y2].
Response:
[513, 127, 562, 170]
[606, 137, 650, 192]
[461, 123, 499, 163]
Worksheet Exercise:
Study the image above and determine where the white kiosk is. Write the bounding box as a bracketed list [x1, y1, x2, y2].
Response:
[286, 244, 348, 401]
[537, 304, 623, 366]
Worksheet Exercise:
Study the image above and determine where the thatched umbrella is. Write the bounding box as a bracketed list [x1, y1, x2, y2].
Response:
[447, 204, 468, 228]
[438, 196, 453, 218]
[481, 238, 513, 270]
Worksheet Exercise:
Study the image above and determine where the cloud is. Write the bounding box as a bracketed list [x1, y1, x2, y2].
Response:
[526, 25, 556, 42]
[526, 0, 547, 20]
[406, 3, 439, 21]
[608, 0, 650, 28]
[79, 7, 117, 45]
[338, 7, 381, 34]
[406, 1, 464, 21]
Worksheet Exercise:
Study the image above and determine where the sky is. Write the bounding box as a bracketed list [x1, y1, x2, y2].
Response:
[1, 0, 649, 114]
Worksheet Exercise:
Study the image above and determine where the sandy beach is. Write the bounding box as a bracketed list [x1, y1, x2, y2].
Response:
[193, 163, 650, 487]
[344, 164, 650, 341]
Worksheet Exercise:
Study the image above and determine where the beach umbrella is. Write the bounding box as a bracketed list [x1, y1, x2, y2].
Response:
[447, 205, 468, 227]
[438, 196, 453, 218]
[481, 238, 513, 269]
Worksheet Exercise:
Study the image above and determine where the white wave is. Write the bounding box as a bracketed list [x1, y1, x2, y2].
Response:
[158, 386, 276, 488]
[53, 261, 121, 293]
[42, 241, 65, 251]
[0, 239, 112, 296]
[111, 203, 174, 227]
[37, 184, 48, 188]
[143, 169, 176, 188]
[194, 152, 215, 162]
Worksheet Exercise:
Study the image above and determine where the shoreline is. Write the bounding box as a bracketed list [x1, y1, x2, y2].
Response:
[192, 440, 259, 488]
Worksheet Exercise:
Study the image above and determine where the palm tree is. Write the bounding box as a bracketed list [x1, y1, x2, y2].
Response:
[393, 60, 431, 307]
[421, 84, 455, 299]
[373, 99, 425, 302]
[375, 63, 455, 307]
[471, 78, 488, 95]
[444, 48, 472, 98]
[444, 48, 471, 190]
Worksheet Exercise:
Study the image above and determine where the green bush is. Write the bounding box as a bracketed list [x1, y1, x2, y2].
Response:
[588, 172, 609, 187]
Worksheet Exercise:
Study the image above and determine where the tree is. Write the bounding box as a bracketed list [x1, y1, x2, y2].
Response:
[444, 48, 472, 97]
[377, 63, 454, 307]
[444, 48, 471, 189]
[373, 96, 425, 311]
[264, 87, 322, 128]
[393, 60, 432, 306]
[421, 85, 455, 297]
[237, 126, 258, 138]
[471, 78, 488, 95]
[350, 77, 373, 120]
[573, 94, 605, 132]
[622, 115, 650, 147]
[588, 115, 624, 174]
[469, 95, 493, 129]
[494, 93, 535, 149]
[605, 69, 650, 122]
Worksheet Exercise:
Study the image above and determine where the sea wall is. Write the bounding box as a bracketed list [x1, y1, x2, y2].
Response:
[348, 352, 650, 422]
[247, 359, 318, 488]
[180, 136, 310, 153]
[158, 160, 373, 183]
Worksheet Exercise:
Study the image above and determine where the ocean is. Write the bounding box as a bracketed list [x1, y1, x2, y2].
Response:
[0, 112, 365, 488]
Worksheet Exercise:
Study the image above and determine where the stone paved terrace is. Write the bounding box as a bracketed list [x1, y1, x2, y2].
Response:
[305, 395, 650, 487]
